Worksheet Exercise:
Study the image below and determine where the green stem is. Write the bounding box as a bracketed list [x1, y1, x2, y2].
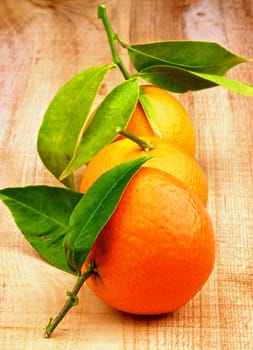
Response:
[116, 128, 153, 151]
[115, 33, 129, 49]
[44, 263, 96, 338]
[98, 5, 131, 80]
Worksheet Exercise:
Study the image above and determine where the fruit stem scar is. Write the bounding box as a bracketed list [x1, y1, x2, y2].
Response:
[44, 262, 96, 338]
[116, 128, 154, 151]
[97, 4, 131, 80]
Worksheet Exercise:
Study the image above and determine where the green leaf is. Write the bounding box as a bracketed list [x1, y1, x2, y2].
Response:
[37, 65, 113, 188]
[188, 70, 253, 96]
[59, 78, 139, 181]
[138, 86, 168, 136]
[128, 40, 247, 74]
[0, 186, 82, 274]
[64, 156, 150, 273]
[138, 65, 217, 93]
[139, 65, 253, 95]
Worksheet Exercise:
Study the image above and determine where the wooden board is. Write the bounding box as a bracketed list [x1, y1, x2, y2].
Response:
[0, 0, 253, 348]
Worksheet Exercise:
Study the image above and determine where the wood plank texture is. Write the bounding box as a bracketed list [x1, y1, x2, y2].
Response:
[0, 0, 253, 349]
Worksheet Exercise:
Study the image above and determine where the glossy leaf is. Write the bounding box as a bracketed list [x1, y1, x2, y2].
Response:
[138, 66, 217, 92]
[0, 186, 82, 274]
[60, 78, 139, 181]
[139, 65, 253, 95]
[138, 86, 166, 136]
[128, 40, 247, 74]
[188, 70, 253, 96]
[37, 65, 113, 188]
[64, 156, 150, 273]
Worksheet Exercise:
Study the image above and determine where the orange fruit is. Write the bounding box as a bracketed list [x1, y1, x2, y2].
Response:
[82, 167, 215, 315]
[80, 137, 208, 205]
[121, 85, 196, 155]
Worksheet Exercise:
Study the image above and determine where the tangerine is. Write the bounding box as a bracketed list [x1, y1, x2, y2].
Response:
[80, 137, 208, 205]
[82, 167, 215, 315]
[121, 85, 196, 155]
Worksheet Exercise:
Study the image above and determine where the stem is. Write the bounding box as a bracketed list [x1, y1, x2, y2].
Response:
[98, 4, 131, 80]
[115, 33, 129, 49]
[44, 263, 96, 338]
[116, 128, 153, 151]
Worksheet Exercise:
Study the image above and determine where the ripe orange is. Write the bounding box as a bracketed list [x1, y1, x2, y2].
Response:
[82, 167, 215, 315]
[121, 85, 196, 155]
[80, 137, 208, 205]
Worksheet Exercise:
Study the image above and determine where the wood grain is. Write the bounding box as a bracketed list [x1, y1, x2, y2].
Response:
[0, 0, 253, 349]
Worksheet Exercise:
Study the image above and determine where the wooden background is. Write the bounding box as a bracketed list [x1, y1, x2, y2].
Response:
[0, 0, 253, 349]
